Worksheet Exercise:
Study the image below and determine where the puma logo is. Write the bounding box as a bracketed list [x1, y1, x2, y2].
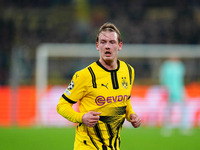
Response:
[101, 83, 108, 89]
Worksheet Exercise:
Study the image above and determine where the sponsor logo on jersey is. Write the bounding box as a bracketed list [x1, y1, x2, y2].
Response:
[95, 95, 129, 106]
[101, 83, 108, 89]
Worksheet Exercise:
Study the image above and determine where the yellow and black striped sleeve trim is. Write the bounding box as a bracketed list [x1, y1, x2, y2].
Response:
[62, 94, 77, 104]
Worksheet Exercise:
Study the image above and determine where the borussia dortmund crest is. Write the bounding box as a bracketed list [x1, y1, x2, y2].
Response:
[121, 77, 128, 89]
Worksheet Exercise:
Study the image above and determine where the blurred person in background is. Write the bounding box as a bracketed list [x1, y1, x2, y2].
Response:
[160, 55, 191, 136]
[57, 22, 141, 150]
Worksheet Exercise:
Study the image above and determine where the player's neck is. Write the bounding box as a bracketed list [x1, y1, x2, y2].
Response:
[99, 59, 118, 70]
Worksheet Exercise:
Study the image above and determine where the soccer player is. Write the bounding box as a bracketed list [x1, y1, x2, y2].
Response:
[57, 22, 141, 150]
[160, 56, 191, 136]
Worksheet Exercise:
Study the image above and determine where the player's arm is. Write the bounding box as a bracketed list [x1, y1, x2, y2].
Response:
[127, 65, 141, 128]
[57, 70, 87, 123]
[125, 99, 135, 122]
[57, 96, 84, 123]
[57, 96, 101, 126]
[125, 65, 136, 122]
[57, 69, 100, 126]
[126, 99, 141, 128]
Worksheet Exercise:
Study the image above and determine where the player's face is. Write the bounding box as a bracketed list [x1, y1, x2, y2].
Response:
[96, 31, 122, 64]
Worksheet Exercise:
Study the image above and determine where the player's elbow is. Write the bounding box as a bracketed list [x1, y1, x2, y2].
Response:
[56, 98, 66, 114]
[56, 104, 61, 114]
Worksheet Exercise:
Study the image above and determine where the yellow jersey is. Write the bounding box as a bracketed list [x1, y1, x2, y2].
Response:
[57, 60, 135, 150]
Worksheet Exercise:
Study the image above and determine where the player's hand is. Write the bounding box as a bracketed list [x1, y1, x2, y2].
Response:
[130, 113, 141, 128]
[82, 111, 101, 127]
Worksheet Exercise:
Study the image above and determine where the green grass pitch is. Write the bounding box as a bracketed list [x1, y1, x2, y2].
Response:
[0, 127, 199, 150]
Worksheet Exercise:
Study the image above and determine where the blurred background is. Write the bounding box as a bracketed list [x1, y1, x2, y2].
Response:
[0, 0, 200, 132]
[1, 0, 200, 84]
[1, 0, 200, 150]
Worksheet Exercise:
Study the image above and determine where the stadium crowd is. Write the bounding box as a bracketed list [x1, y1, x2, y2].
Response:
[0, 0, 200, 85]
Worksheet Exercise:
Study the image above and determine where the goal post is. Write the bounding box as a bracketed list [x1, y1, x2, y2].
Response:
[36, 43, 200, 91]
[36, 43, 200, 92]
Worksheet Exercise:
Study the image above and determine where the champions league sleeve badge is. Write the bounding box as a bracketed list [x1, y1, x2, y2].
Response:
[67, 81, 74, 90]
[64, 80, 74, 96]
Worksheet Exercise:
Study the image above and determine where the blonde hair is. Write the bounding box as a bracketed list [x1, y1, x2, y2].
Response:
[96, 22, 122, 43]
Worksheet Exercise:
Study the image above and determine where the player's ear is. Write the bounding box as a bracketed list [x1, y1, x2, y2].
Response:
[118, 42, 123, 51]
[96, 42, 99, 51]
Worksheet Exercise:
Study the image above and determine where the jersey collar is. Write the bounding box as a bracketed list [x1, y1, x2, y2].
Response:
[96, 60, 120, 72]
